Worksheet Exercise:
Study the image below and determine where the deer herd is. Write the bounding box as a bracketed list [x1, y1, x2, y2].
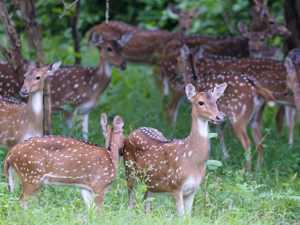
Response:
[1, 0, 299, 216]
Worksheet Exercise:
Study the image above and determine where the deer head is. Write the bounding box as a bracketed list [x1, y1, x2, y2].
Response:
[186, 83, 226, 123]
[169, 3, 200, 34]
[91, 32, 132, 71]
[19, 61, 61, 97]
[101, 113, 125, 155]
[238, 22, 271, 57]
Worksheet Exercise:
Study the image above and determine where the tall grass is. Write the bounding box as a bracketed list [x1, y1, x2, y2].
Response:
[1, 36, 300, 224]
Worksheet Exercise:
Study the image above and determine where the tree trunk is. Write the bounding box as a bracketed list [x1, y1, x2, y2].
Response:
[284, 0, 300, 54]
[0, 0, 27, 83]
[71, 0, 81, 65]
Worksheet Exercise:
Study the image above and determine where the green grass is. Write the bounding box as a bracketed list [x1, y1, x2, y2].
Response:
[1, 38, 300, 224]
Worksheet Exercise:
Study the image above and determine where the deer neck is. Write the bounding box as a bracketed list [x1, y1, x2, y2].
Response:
[27, 89, 43, 120]
[183, 113, 209, 163]
[93, 60, 113, 94]
[107, 137, 121, 172]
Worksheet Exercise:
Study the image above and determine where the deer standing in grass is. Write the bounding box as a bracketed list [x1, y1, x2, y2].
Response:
[0, 61, 61, 149]
[87, 5, 199, 65]
[123, 83, 227, 215]
[0, 32, 131, 140]
[224, 58, 296, 145]
[4, 113, 125, 209]
[161, 45, 275, 170]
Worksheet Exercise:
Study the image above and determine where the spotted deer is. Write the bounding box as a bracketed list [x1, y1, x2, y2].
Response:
[224, 58, 296, 145]
[284, 48, 300, 122]
[161, 45, 275, 170]
[0, 61, 61, 149]
[123, 83, 227, 215]
[249, 0, 291, 37]
[4, 113, 125, 210]
[87, 5, 200, 65]
[0, 32, 131, 140]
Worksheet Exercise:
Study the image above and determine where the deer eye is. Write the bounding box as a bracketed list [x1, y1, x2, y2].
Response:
[199, 101, 204, 106]
[260, 38, 265, 42]
[36, 76, 41, 80]
[107, 47, 112, 51]
[269, 21, 274, 25]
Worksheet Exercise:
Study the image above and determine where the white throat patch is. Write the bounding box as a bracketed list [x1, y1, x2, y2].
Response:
[31, 91, 43, 115]
[104, 61, 113, 78]
[197, 118, 208, 138]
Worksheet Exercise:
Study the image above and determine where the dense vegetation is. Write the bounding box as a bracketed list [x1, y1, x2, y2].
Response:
[1, 0, 300, 224]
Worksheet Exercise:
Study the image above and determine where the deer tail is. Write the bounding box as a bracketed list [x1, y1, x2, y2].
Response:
[4, 153, 14, 192]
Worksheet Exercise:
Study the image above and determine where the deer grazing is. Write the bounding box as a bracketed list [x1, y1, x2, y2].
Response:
[0, 32, 131, 140]
[284, 48, 300, 122]
[0, 61, 61, 149]
[123, 83, 227, 215]
[161, 45, 275, 170]
[224, 58, 296, 145]
[87, 5, 200, 65]
[4, 113, 125, 209]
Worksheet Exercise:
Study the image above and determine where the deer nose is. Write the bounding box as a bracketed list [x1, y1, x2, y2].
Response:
[216, 114, 224, 122]
[286, 31, 292, 37]
[182, 26, 187, 31]
[250, 47, 257, 52]
[19, 87, 28, 97]
[120, 62, 127, 71]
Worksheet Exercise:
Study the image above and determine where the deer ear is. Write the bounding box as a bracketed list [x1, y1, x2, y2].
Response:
[194, 46, 204, 61]
[193, 8, 201, 17]
[113, 115, 124, 133]
[285, 58, 294, 77]
[180, 44, 190, 61]
[92, 32, 104, 46]
[169, 3, 180, 15]
[118, 32, 132, 47]
[101, 113, 108, 133]
[211, 83, 227, 99]
[46, 61, 61, 76]
[186, 83, 196, 101]
[237, 22, 250, 38]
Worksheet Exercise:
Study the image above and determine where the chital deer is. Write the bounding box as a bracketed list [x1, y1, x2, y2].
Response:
[0, 32, 131, 140]
[284, 48, 300, 122]
[4, 113, 125, 209]
[87, 5, 199, 65]
[224, 58, 296, 145]
[237, 22, 273, 58]
[249, 0, 291, 37]
[0, 61, 61, 149]
[161, 46, 275, 170]
[123, 83, 227, 215]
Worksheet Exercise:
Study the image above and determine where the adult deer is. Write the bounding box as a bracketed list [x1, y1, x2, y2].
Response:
[124, 83, 227, 215]
[249, 0, 291, 37]
[224, 58, 296, 145]
[0, 61, 61, 149]
[87, 5, 200, 65]
[0, 32, 131, 140]
[4, 113, 125, 210]
[161, 46, 275, 170]
[284, 48, 300, 122]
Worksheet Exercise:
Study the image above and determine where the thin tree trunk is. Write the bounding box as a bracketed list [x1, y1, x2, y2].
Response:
[71, 0, 81, 65]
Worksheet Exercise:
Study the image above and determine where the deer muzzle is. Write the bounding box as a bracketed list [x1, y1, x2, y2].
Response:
[19, 87, 29, 97]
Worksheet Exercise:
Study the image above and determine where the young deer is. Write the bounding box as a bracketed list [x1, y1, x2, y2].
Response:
[4, 113, 125, 209]
[123, 83, 227, 215]
[0, 32, 131, 140]
[0, 61, 61, 149]
[224, 58, 296, 145]
[161, 45, 275, 170]
[87, 5, 199, 65]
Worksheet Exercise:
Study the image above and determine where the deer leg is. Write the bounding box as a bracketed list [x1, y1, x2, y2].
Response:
[80, 188, 93, 209]
[19, 182, 41, 208]
[216, 122, 230, 160]
[285, 106, 296, 145]
[127, 179, 137, 209]
[183, 191, 196, 214]
[232, 122, 252, 172]
[92, 187, 106, 211]
[172, 190, 184, 216]
[166, 91, 185, 124]
[276, 105, 285, 135]
[250, 100, 265, 168]
[64, 111, 76, 128]
[161, 69, 169, 97]
[143, 190, 154, 214]
[82, 113, 90, 140]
